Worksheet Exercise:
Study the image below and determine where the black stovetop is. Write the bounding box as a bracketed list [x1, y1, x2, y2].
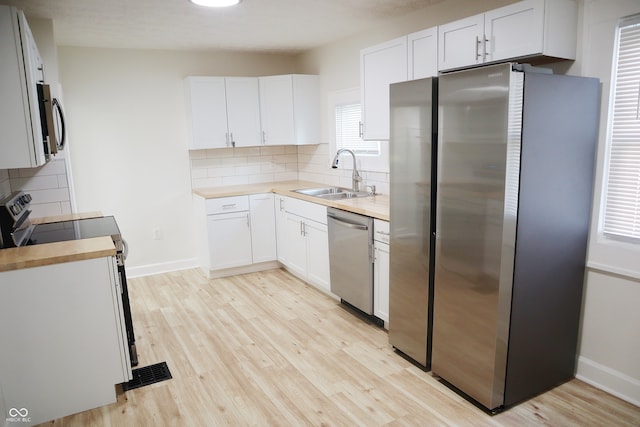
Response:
[28, 216, 122, 246]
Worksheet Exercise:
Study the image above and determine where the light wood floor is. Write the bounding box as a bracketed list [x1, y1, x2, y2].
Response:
[39, 268, 639, 426]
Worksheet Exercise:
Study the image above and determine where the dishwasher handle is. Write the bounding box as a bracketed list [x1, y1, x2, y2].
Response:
[327, 213, 369, 230]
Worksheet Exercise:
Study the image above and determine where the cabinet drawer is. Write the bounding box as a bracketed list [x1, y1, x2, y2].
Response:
[205, 195, 249, 215]
[374, 219, 390, 244]
[285, 196, 327, 225]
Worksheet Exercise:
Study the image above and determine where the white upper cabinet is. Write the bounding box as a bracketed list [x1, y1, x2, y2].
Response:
[0, 6, 48, 168]
[225, 77, 262, 147]
[258, 74, 320, 145]
[408, 27, 438, 80]
[438, 0, 578, 72]
[438, 14, 485, 72]
[185, 77, 228, 150]
[360, 36, 408, 141]
[185, 76, 261, 149]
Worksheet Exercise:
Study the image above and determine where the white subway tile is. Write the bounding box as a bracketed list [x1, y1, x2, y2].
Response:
[260, 146, 285, 156]
[29, 202, 63, 218]
[234, 147, 261, 157]
[57, 174, 68, 188]
[192, 158, 220, 168]
[208, 167, 235, 177]
[11, 176, 60, 191]
[274, 172, 298, 182]
[220, 157, 246, 167]
[192, 177, 223, 188]
[235, 165, 261, 176]
[222, 175, 249, 186]
[285, 146, 298, 155]
[28, 188, 70, 204]
[248, 174, 275, 184]
[191, 168, 208, 179]
[207, 148, 234, 158]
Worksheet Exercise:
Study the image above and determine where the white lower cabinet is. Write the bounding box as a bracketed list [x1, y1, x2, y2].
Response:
[0, 257, 131, 425]
[207, 210, 253, 270]
[201, 194, 277, 276]
[249, 193, 277, 263]
[278, 196, 330, 292]
[373, 219, 390, 327]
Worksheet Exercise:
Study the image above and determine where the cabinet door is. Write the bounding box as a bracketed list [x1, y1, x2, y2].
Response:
[438, 14, 485, 71]
[249, 193, 277, 263]
[185, 77, 228, 149]
[225, 77, 262, 147]
[408, 27, 438, 80]
[291, 75, 321, 145]
[361, 36, 408, 140]
[274, 195, 288, 264]
[485, 0, 544, 63]
[305, 219, 330, 292]
[374, 240, 390, 327]
[259, 75, 295, 145]
[283, 212, 307, 278]
[207, 211, 253, 270]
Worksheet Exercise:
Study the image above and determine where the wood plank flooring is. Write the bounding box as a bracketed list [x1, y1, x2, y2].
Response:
[39, 268, 640, 426]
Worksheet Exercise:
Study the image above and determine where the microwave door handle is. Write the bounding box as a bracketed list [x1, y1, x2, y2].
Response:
[53, 97, 66, 150]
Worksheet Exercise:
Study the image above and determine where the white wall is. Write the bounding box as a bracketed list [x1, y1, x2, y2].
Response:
[572, 0, 640, 407]
[57, 47, 297, 274]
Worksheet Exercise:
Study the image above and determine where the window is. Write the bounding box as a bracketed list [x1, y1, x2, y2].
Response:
[602, 14, 640, 243]
[335, 103, 380, 156]
[329, 88, 389, 173]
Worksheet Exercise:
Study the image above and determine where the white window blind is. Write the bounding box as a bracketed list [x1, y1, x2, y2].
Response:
[603, 15, 640, 242]
[335, 104, 380, 156]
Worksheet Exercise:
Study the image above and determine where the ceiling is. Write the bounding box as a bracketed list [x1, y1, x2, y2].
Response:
[0, 0, 445, 54]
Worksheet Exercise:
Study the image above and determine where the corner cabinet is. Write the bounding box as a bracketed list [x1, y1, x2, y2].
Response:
[196, 194, 277, 277]
[360, 36, 408, 141]
[185, 76, 261, 149]
[258, 74, 320, 145]
[438, 0, 578, 72]
[360, 28, 437, 141]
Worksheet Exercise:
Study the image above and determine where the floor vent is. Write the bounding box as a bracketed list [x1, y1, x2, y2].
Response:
[122, 361, 172, 391]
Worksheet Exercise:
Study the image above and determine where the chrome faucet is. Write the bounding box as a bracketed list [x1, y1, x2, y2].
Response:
[331, 148, 362, 192]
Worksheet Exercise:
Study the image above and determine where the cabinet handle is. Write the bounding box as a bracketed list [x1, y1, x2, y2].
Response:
[373, 247, 378, 263]
[222, 204, 237, 209]
[262, 131, 267, 145]
[230, 132, 235, 148]
[302, 221, 307, 237]
[300, 220, 303, 236]
[279, 198, 284, 211]
[358, 121, 363, 138]
[482, 36, 489, 61]
[377, 231, 390, 236]
[246, 213, 250, 228]
[475, 36, 482, 60]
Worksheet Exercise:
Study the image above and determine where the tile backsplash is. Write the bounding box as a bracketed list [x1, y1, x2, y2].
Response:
[6, 154, 72, 218]
[190, 143, 390, 195]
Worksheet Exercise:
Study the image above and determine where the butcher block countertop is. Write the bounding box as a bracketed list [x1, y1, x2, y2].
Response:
[193, 180, 390, 221]
[0, 212, 113, 273]
[0, 236, 115, 273]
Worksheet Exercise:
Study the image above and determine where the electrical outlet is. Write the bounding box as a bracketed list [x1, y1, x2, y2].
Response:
[153, 227, 163, 240]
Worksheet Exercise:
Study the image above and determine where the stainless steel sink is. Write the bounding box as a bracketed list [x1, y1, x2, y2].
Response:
[293, 187, 372, 200]
[316, 191, 372, 200]
[293, 187, 349, 196]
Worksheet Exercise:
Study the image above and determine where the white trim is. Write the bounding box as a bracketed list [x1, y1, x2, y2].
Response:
[207, 261, 280, 279]
[576, 356, 640, 407]
[125, 257, 199, 278]
[586, 261, 640, 282]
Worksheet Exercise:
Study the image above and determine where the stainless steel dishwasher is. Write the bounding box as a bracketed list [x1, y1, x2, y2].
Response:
[327, 207, 374, 315]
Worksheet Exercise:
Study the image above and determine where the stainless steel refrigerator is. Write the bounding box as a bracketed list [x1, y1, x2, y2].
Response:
[388, 76, 437, 368]
[432, 63, 599, 411]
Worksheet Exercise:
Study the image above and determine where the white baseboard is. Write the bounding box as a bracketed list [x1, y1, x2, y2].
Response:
[125, 258, 200, 278]
[576, 356, 640, 407]
[207, 261, 280, 279]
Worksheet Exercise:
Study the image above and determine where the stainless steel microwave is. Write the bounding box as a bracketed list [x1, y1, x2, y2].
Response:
[37, 83, 66, 158]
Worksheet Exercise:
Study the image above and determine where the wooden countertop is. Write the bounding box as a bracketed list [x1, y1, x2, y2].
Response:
[0, 236, 116, 273]
[0, 212, 113, 273]
[193, 180, 390, 221]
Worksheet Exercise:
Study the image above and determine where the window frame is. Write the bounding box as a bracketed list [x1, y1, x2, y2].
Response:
[588, 12, 640, 280]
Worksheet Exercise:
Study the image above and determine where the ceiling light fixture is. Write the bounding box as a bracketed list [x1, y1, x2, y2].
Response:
[189, 0, 241, 7]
